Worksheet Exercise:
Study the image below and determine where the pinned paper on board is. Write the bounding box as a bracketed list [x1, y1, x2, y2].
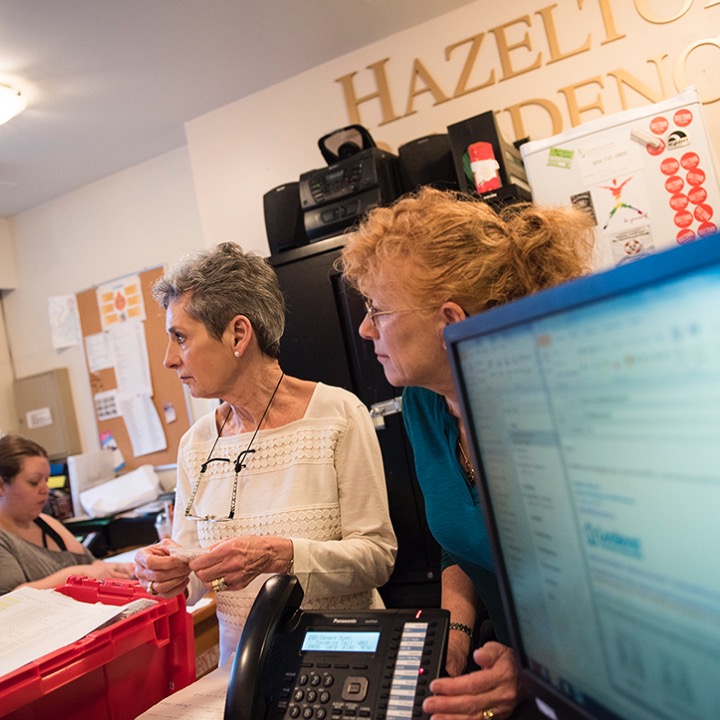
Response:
[76, 265, 191, 472]
[100, 431, 126, 472]
[96, 273, 146, 331]
[48, 294, 82, 350]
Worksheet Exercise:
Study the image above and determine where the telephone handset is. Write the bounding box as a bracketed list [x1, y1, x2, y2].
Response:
[224, 573, 305, 720]
[224, 574, 449, 720]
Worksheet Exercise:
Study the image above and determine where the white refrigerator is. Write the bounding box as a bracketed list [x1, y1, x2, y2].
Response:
[521, 87, 720, 270]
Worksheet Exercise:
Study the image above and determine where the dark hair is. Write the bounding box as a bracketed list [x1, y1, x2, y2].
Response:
[152, 242, 285, 358]
[0, 434, 48, 483]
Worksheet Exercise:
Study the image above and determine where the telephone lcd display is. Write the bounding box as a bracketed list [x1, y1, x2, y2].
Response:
[301, 630, 380, 653]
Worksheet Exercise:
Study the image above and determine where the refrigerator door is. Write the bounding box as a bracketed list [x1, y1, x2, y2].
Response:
[521, 87, 720, 270]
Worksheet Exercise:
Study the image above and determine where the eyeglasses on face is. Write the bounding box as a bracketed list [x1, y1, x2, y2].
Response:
[183, 448, 255, 522]
[363, 299, 419, 328]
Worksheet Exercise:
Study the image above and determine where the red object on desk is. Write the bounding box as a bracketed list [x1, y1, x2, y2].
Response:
[0, 577, 196, 720]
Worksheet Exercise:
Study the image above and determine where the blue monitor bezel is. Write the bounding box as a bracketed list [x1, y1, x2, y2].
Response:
[444, 233, 720, 720]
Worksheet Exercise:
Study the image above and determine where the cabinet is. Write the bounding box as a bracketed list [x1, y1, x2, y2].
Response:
[13, 368, 82, 460]
[270, 237, 441, 608]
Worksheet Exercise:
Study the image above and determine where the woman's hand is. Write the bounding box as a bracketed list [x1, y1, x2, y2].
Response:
[189, 535, 293, 592]
[133, 539, 191, 598]
[86, 559, 135, 580]
[445, 629, 472, 677]
[424, 642, 521, 720]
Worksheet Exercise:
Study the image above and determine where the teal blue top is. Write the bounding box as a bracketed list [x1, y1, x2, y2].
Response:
[402, 385, 509, 644]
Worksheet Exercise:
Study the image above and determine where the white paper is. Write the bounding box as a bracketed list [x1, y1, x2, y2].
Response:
[136, 663, 231, 719]
[85, 332, 114, 373]
[25, 407, 53, 429]
[48, 294, 82, 350]
[0, 587, 134, 678]
[575, 126, 644, 187]
[95, 389, 121, 420]
[119, 393, 167, 457]
[80, 464, 160, 517]
[109, 320, 153, 398]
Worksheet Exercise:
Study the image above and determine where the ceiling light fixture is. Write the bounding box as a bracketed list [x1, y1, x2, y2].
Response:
[0, 85, 26, 126]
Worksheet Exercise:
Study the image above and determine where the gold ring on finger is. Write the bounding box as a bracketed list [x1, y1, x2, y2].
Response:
[211, 576, 228, 592]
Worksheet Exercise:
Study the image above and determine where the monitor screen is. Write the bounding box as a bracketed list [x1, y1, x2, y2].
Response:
[445, 234, 720, 720]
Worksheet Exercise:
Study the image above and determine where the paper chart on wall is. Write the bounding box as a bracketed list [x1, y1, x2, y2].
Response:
[47, 294, 82, 350]
[108, 319, 153, 398]
[96, 273, 147, 331]
[119, 393, 167, 457]
[85, 332, 114, 373]
[94, 389, 121, 420]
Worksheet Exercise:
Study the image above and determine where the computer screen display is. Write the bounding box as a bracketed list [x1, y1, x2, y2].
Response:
[445, 234, 720, 720]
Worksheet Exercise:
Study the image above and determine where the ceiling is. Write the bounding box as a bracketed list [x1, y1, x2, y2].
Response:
[0, 0, 478, 218]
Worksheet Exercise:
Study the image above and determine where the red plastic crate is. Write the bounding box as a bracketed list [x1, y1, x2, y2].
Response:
[0, 576, 196, 720]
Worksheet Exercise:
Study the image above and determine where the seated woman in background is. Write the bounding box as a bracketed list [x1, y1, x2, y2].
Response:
[133, 242, 397, 666]
[0, 434, 134, 595]
[340, 187, 594, 720]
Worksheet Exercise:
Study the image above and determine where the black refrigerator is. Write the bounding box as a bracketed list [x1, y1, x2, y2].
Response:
[269, 236, 441, 608]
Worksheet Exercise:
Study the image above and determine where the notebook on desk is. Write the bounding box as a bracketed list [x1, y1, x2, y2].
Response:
[444, 233, 720, 720]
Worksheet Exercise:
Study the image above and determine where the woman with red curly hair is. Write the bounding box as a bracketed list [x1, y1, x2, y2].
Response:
[340, 187, 594, 720]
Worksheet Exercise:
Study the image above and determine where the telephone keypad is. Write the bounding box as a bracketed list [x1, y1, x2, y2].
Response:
[275, 614, 447, 720]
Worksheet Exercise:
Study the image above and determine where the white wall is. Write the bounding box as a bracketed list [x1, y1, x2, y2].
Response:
[2, 147, 204, 450]
[0, 218, 17, 435]
[187, 0, 720, 254]
[0, 294, 14, 436]
[2, 0, 719, 459]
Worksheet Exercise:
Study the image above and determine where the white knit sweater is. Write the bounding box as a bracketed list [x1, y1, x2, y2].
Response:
[172, 383, 397, 665]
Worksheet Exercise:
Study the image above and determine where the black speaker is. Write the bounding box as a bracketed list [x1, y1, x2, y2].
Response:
[447, 112, 530, 198]
[263, 182, 308, 255]
[398, 134, 459, 193]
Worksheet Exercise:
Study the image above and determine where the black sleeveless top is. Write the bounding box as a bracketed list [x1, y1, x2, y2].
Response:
[33, 516, 67, 551]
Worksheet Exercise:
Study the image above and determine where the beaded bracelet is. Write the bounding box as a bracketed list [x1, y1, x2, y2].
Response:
[449, 622, 473, 639]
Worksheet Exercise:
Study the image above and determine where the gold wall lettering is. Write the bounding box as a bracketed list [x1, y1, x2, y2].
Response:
[674, 36, 720, 103]
[607, 58, 669, 108]
[488, 15, 543, 80]
[535, 4, 592, 64]
[445, 34, 496, 99]
[404, 59, 451, 118]
[634, 0, 719, 24]
[334, 1, 718, 141]
[557, 76, 606, 127]
[335, 58, 402, 126]
[584, 0, 626, 44]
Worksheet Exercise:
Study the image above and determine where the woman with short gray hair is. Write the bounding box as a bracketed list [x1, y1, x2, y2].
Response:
[135, 242, 397, 667]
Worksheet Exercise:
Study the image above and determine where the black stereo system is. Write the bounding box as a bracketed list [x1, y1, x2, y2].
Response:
[397, 133, 459, 193]
[263, 181, 308, 256]
[298, 147, 400, 242]
[264, 114, 534, 255]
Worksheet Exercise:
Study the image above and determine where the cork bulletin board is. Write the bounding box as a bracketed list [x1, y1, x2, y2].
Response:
[75, 266, 190, 470]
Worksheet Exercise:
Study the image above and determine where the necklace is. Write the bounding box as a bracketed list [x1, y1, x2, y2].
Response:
[185, 371, 285, 521]
[231, 370, 285, 473]
[457, 440, 476, 485]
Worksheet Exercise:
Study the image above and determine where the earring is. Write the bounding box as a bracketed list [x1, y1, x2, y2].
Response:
[234, 351, 240, 358]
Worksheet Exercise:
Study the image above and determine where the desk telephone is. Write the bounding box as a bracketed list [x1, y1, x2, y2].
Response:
[224, 574, 449, 720]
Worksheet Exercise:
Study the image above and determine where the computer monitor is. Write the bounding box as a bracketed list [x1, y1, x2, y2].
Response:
[444, 233, 720, 720]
